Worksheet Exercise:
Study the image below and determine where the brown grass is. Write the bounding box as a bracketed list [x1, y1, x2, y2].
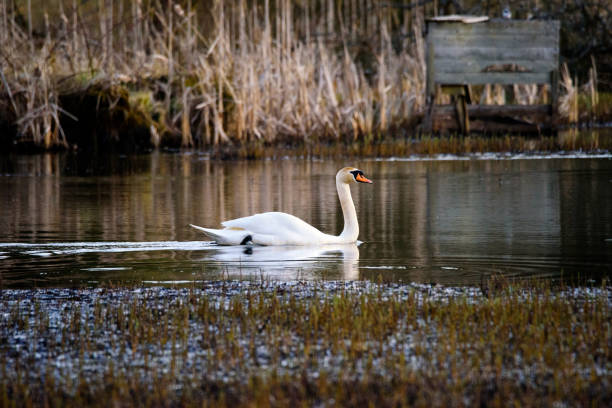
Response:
[0, 0, 428, 150]
[0, 1, 609, 152]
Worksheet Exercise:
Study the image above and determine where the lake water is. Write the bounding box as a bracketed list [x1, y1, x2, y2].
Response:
[1, 152, 611, 287]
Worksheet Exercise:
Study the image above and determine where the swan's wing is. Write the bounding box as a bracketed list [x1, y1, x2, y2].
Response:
[189, 224, 253, 245]
[193, 212, 333, 246]
[222, 212, 325, 238]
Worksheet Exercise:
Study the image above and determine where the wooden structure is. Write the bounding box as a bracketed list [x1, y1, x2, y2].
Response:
[423, 17, 560, 135]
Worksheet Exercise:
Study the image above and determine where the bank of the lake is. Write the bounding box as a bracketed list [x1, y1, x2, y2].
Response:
[2, 1, 610, 153]
[1, 280, 610, 407]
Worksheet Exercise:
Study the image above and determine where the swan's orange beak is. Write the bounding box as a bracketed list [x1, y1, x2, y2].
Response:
[356, 173, 372, 184]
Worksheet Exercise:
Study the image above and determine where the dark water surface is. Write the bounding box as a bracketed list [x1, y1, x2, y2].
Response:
[1, 152, 611, 286]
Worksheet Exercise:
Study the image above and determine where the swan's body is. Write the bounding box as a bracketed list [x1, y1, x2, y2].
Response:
[190, 167, 372, 246]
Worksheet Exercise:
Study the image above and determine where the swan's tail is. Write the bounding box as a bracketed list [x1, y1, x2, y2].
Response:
[189, 224, 253, 245]
[189, 224, 219, 239]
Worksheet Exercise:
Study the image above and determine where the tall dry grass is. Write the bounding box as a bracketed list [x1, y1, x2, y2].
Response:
[0, 1, 604, 150]
[0, 0, 427, 148]
[584, 55, 599, 120]
[560, 63, 579, 123]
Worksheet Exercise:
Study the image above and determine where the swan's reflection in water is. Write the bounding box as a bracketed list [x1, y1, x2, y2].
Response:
[203, 243, 360, 280]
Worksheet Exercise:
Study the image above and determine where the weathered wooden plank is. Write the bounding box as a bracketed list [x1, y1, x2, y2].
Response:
[435, 58, 557, 74]
[429, 33, 558, 48]
[429, 27, 558, 37]
[433, 104, 551, 117]
[434, 46, 558, 61]
[550, 70, 559, 125]
[428, 20, 560, 37]
[431, 104, 552, 134]
[435, 119, 550, 134]
[431, 115, 551, 134]
[434, 72, 552, 85]
[428, 26, 560, 39]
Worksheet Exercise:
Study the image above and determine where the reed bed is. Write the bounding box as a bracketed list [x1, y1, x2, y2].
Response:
[1, 1, 608, 152]
[1, 279, 610, 407]
[0, 0, 427, 150]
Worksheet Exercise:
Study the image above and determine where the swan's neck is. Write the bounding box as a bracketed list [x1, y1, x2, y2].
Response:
[337, 179, 359, 242]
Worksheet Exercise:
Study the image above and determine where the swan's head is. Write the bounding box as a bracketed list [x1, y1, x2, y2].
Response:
[337, 167, 373, 184]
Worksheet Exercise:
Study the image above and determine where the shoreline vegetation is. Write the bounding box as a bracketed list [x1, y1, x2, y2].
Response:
[0, 1, 611, 155]
[1, 279, 610, 406]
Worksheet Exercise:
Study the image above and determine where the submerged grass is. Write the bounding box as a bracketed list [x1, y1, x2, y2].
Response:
[1, 279, 610, 407]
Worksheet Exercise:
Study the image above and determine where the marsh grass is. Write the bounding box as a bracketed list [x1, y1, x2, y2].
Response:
[210, 131, 612, 159]
[1, 1, 608, 152]
[0, 279, 610, 407]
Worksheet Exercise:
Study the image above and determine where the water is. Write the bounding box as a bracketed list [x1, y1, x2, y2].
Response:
[1, 152, 611, 286]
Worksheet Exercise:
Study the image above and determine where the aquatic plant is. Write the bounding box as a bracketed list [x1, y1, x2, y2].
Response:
[0, 279, 610, 406]
[560, 63, 579, 124]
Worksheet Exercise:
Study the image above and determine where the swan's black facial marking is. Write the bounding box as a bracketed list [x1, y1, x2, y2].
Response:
[350, 169, 372, 183]
[240, 235, 253, 245]
[350, 169, 364, 180]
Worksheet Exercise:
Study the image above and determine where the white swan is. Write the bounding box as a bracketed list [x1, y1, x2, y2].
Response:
[189, 167, 372, 245]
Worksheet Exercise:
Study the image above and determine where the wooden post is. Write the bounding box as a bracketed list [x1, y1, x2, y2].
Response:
[550, 69, 559, 131]
[423, 23, 435, 132]
[425, 26, 435, 104]
[454, 95, 469, 134]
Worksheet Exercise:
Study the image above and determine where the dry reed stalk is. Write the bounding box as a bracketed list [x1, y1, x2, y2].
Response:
[560, 63, 578, 123]
[166, 0, 173, 111]
[480, 84, 492, 104]
[98, 0, 106, 69]
[26, 0, 32, 39]
[0, 66, 18, 116]
[150, 124, 160, 147]
[72, 0, 78, 56]
[513, 84, 538, 105]
[378, 24, 388, 132]
[1, 1, 5, 43]
[107, 0, 114, 73]
[586, 56, 598, 119]
[492, 84, 505, 105]
[181, 82, 193, 148]
[327, 0, 334, 37]
[117, 0, 124, 56]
